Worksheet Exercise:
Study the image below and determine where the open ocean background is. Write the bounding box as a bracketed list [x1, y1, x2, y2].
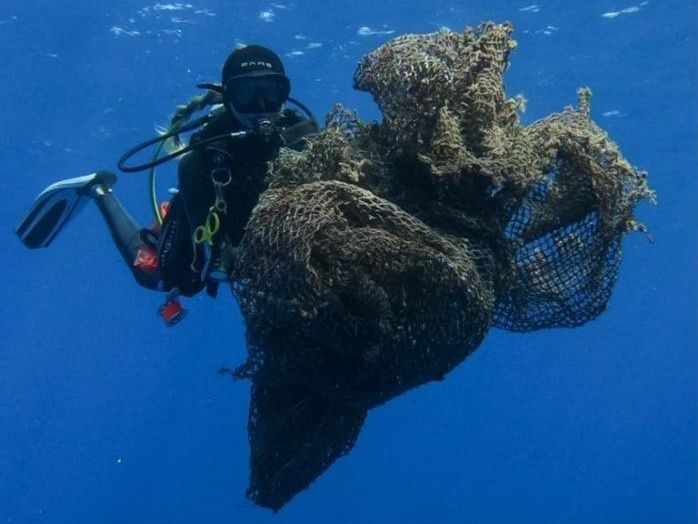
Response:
[1, 1, 696, 522]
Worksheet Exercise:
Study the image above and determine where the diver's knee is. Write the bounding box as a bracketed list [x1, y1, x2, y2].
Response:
[132, 268, 161, 291]
[90, 183, 112, 199]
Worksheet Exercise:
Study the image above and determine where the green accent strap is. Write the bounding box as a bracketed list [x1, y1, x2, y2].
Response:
[190, 205, 221, 272]
[189, 174, 229, 273]
[149, 121, 183, 225]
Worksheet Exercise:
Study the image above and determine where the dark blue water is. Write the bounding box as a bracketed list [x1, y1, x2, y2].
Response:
[1, 1, 695, 522]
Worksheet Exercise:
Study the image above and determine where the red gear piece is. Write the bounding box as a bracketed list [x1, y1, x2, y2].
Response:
[132, 200, 171, 272]
[159, 298, 185, 326]
[133, 246, 159, 272]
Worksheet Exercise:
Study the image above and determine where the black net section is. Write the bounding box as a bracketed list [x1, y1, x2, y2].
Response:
[228, 23, 654, 510]
[244, 380, 367, 511]
[500, 201, 622, 330]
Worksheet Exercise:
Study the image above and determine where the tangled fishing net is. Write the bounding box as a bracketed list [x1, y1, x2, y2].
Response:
[230, 22, 654, 510]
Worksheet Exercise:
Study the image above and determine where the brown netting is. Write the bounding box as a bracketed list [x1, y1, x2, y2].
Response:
[229, 22, 654, 510]
[494, 95, 654, 330]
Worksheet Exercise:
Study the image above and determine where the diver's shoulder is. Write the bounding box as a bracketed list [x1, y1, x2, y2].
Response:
[280, 109, 319, 151]
[194, 110, 237, 141]
[279, 108, 306, 126]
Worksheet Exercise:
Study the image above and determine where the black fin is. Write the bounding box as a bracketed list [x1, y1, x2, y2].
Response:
[16, 171, 116, 249]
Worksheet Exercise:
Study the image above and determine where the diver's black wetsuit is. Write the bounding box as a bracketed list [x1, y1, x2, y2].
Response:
[93, 108, 311, 297]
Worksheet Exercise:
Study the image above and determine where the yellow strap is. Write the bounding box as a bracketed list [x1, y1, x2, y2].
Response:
[193, 206, 220, 245]
[190, 206, 221, 272]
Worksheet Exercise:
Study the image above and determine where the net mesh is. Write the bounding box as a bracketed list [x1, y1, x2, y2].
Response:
[229, 22, 654, 510]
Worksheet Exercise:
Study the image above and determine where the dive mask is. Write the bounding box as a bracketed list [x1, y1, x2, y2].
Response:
[224, 75, 290, 115]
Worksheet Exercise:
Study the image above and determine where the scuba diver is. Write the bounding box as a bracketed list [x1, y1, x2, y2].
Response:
[16, 45, 319, 324]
